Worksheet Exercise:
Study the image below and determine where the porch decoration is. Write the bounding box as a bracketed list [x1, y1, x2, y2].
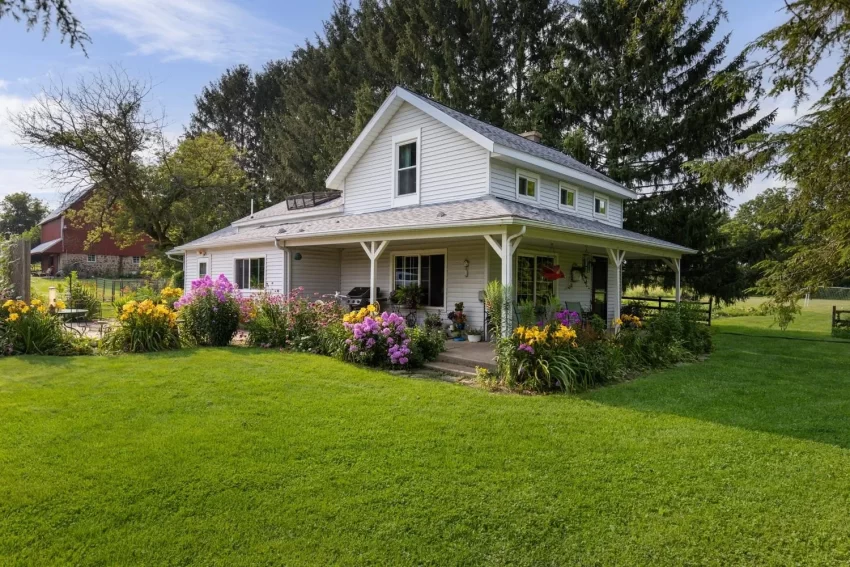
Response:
[541, 264, 565, 281]
[448, 302, 466, 340]
[466, 328, 483, 343]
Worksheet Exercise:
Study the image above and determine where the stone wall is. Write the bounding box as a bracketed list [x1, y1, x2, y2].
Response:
[59, 253, 142, 277]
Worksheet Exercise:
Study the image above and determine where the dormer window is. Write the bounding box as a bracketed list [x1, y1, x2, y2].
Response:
[392, 129, 421, 207]
[594, 193, 608, 218]
[559, 183, 577, 212]
[516, 169, 539, 201]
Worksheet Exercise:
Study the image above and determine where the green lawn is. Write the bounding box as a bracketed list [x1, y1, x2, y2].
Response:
[2, 322, 850, 565]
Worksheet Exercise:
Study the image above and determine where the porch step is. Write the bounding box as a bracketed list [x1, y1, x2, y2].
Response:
[436, 350, 497, 373]
[423, 361, 478, 379]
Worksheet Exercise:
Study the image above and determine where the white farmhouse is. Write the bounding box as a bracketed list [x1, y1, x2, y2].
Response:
[169, 87, 695, 331]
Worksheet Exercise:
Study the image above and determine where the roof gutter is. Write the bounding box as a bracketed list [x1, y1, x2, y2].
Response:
[165, 250, 184, 264]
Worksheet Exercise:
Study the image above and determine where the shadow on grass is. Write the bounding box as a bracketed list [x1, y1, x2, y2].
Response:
[584, 333, 850, 449]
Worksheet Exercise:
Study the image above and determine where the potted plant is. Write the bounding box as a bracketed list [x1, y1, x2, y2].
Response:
[390, 284, 424, 310]
[466, 328, 483, 343]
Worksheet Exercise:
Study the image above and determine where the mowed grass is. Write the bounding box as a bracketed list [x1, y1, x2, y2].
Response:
[715, 297, 850, 340]
[2, 330, 850, 565]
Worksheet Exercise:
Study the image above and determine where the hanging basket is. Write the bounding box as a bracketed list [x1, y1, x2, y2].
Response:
[541, 264, 565, 281]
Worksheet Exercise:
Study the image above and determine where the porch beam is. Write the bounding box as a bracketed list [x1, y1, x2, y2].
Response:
[483, 234, 502, 257]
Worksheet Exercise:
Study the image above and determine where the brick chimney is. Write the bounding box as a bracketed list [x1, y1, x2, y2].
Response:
[519, 130, 542, 143]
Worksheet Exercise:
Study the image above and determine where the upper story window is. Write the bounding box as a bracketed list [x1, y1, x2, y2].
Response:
[594, 193, 608, 218]
[397, 142, 417, 195]
[559, 183, 577, 212]
[392, 129, 421, 208]
[86, 254, 96, 263]
[516, 169, 539, 201]
[235, 257, 265, 290]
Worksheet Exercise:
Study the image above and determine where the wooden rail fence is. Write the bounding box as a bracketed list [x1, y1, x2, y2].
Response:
[832, 306, 850, 338]
[621, 296, 713, 326]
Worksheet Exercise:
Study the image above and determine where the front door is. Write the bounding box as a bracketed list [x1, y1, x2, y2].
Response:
[591, 257, 608, 320]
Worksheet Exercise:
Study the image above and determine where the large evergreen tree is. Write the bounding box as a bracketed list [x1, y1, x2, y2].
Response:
[538, 0, 772, 301]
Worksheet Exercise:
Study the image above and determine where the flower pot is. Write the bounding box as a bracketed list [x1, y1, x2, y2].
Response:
[467, 334, 482, 343]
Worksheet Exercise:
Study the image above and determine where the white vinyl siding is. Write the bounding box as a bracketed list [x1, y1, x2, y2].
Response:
[183, 244, 285, 294]
[489, 159, 624, 228]
[290, 247, 342, 298]
[343, 102, 489, 214]
[339, 238, 487, 330]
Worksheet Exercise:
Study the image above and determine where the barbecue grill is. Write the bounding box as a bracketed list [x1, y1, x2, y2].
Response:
[345, 287, 383, 310]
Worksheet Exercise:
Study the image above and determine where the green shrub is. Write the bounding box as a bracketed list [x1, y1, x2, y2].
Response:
[407, 326, 445, 366]
[67, 274, 100, 319]
[316, 320, 349, 358]
[102, 299, 180, 353]
[243, 290, 347, 351]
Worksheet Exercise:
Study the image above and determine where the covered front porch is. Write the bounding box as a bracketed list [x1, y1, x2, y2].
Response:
[280, 223, 686, 334]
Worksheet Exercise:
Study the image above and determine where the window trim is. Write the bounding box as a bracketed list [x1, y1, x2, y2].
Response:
[197, 258, 209, 279]
[391, 128, 421, 208]
[559, 182, 578, 212]
[515, 168, 540, 202]
[233, 256, 266, 291]
[131, 256, 141, 265]
[389, 248, 448, 310]
[515, 250, 560, 305]
[593, 192, 609, 219]
[86, 254, 96, 263]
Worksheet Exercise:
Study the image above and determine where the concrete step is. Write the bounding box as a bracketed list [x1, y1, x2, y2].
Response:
[423, 361, 478, 379]
[436, 351, 497, 372]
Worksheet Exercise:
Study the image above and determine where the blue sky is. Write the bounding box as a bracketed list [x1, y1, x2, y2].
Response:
[0, 0, 800, 209]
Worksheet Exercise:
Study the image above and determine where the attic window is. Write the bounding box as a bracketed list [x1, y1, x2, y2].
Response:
[392, 129, 421, 208]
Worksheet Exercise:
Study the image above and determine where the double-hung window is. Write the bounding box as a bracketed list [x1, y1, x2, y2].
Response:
[392, 129, 421, 207]
[594, 193, 609, 218]
[516, 169, 539, 201]
[516, 254, 557, 305]
[235, 257, 265, 290]
[393, 252, 446, 308]
[559, 183, 577, 211]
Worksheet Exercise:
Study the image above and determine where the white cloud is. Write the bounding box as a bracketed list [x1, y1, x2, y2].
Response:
[80, 0, 299, 63]
[0, 80, 8, 91]
[0, 93, 37, 148]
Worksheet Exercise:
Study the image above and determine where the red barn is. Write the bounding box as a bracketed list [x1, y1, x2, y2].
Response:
[30, 189, 150, 277]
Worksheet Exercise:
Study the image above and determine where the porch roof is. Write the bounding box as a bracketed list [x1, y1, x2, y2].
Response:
[170, 196, 697, 255]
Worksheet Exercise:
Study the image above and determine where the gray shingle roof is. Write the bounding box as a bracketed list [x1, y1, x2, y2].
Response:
[173, 196, 694, 254]
[30, 238, 62, 254]
[402, 88, 629, 190]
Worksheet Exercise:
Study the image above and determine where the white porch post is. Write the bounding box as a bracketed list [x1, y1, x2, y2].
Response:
[662, 258, 682, 303]
[606, 248, 626, 326]
[360, 240, 389, 305]
[484, 227, 525, 336]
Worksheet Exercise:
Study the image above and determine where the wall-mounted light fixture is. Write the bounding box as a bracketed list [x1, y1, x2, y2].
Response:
[463, 258, 470, 278]
[293, 252, 303, 261]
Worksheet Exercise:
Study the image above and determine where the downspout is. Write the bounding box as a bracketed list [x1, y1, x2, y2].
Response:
[507, 225, 526, 253]
[274, 237, 290, 295]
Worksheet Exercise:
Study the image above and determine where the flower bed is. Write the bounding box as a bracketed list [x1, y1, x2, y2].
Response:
[103, 299, 180, 353]
[486, 293, 713, 393]
[1, 298, 91, 355]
